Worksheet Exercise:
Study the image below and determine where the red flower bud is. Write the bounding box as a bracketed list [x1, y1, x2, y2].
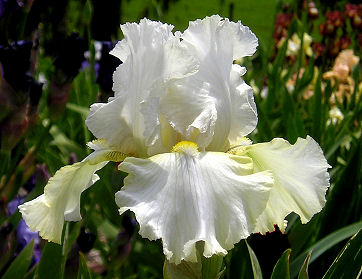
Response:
[0, 104, 29, 151]
[47, 81, 72, 121]
[0, 79, 14, 122]
[345, 4, 361, 19]
[352, 14, 361, 29]
[325, 22, 335, 35]
[312, 42, 324, 58]
[326, 11, 345, 28]
[339, 36, 351, 50]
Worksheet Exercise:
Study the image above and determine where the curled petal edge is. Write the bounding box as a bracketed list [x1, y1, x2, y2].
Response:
[19, 141, 127, 243]
[116, 144, 273, 264]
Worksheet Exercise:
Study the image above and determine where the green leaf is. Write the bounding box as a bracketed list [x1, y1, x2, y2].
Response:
[2, 240, 34, 279]
[287, 213, 320, 258]
[294, 58, 314, 95]
[24, 267, 36, 279]
[290, 221, 362, 278]
[322, 230, 362, 279]
[246, 241, 263, 279]
[320, 142, 361, 235]
[226, 240, 254, 279]
[297, 252, 311, 279]
[0, 150, 10, 177]
[202, 254, 224, 279]
[63, 222, 82, 258]
[163, 259, 202, 279]
[311, 73, 322, 142]
[98, 219, 119, 241]
[163, 242, 224, 279]
[49, 125, 85, 160]
[271, 249, 291, 279]
[324, 114, 354, 161]
[66, 103, 90, 118]
[77, 252, 93, 279]
[36, 242, 63, 279]
[163, 242, 203, 279]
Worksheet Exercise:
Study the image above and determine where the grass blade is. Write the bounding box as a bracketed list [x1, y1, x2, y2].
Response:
[246, 241, 263, 279]
[271, 249, 291, 279]
[290, 221, 362, 278]
[297, 252, 311, 279]
[2, 240, 35, 279]
[322, 230, 362, 279]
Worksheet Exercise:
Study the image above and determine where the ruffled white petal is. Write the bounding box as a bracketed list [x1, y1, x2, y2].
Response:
[18, 161, 106, 243]
[111, 19, 198, 97]
[222, 18, 259, 59]
[244, 136, 331, 233]
[159, 81, 217, 148]
[160, 15, 258, 151]
[86, 97, 137, 154]
[18, 141, 126, 243]
[115, 142, 273, 264]
[109, 39, 130, 63]
[228, 64, 258, 142]
[182, 15, 257, 61]
[86, 18, 198, 156]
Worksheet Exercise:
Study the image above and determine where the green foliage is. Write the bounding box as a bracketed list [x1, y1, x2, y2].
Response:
[163, 244, 224, 279]
[2, 241, 34, 279]
[246, 241, 263, 279]
[271, 249, 291, 279]
[290, 221, 362, 278]
[78, 253, 93, 279]
[297, 252, 311, 279]
[36, 242, 64, 279]
[322, 230, 362, 279]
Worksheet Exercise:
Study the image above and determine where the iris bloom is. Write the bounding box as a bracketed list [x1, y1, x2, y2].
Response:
[19, 16, 330, 264]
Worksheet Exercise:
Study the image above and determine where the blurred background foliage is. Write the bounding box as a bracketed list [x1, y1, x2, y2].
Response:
[0, 0, 361, 278]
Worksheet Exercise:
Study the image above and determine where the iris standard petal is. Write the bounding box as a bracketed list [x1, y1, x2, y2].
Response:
[244, 136, 331, 233]
[228, 64, 258, 143]
[160, 15, 258, 151]
[159, 81, 217, 148]
[115, 141, 273, 264]
[18, 140, 126, 243]
[222, 17, 259, 59]
[86, 97, 137, 154]
[86, 18, 198, 156]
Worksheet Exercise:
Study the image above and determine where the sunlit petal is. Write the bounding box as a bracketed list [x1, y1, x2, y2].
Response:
[18, 140, 126, 243]
[228, 64, 258, 142]
[244, 136, 331, 232]
[86, 97, 137, 154]
[19, 161, 106, 243]
[115, 141, 273, 264]
[160, 16, 258, 150]
[159, 81, 217, 148]
[86, 19, 198, 156]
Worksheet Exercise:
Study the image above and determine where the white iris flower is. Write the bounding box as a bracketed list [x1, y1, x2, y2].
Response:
[19, 15, 330, 264]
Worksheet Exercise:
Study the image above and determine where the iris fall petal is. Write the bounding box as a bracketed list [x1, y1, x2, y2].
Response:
[244, 136, 331, 233]
[18, 140, 126, 243]
[18, 161, 106, 243]
[115, 142, 273, 264]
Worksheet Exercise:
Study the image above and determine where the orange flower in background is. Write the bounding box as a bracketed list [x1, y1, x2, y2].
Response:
[323, 49, 359, 82]
[323, 49, 359, 103]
